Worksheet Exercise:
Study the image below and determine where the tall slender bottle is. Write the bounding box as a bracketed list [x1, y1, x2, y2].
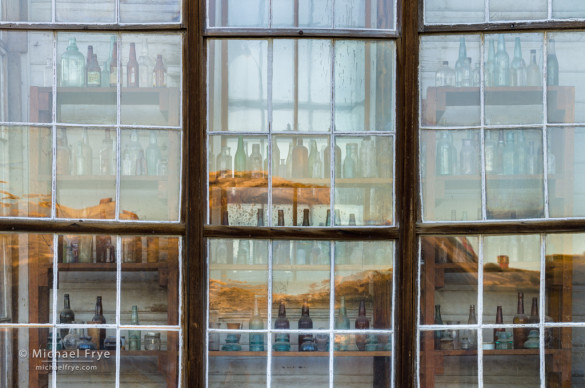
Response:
[253, 209, 267, 264]
[335, 296, 350, 351]
[292, 138, 309, 178]
[308, 140, 321, 178]
[502, 131, 516, 175]
[513, 291, 529, 349]
[273, 301, 290, 351]
[100, 130, 115, 175]
[128, 305, 141, 350]
[86, 47, 101, 87]
[529, 297, 539, 324]
[234, 136, 247, 177]
[434, 305, 443, 350]
[216, 146, 232, 178]
[146, 131, 162, 176]
[494, 305, 505, 343]
[455, 37, 467, 87]
[526, 49, 541, 86]
[249, 297, 265, 351]
[547, 39, 559, 86]
[495, 35, 510, 86]
[298, 300, 313, 351]
[138, 38, 153, 88]
[466, 304, 477, 349]
[109, 39, 119, 87]
[436, 132, 455, 175]
[355, 299, 370, 351]
[248, 144, 263, 178]
[323, 139, 342, 178]
[75, 129, 93, 176]
[59, 294, 75, 339]
[343, 143, 358, 178]
[510, 37, 526, 87]
[274, 210, 290, 265]
[56, 129, 71, 175]
[91, 296, 107, 349]
[127, 42, 139, 88]
[485, 40, 496, 87]
[153, 54, 166, 87]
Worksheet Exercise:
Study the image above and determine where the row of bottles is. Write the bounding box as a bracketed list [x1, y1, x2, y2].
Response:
[60, 37, 167, 88]
[435, 36, 559, 88]
[59, 295, 106, 350]
[433, 292, 553, 350]
[435, 130, 555, 176]
[56, 129, 167, 177]
[213, 136, 392, 180]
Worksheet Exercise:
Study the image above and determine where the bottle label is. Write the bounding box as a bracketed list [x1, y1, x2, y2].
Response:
[87, 71, 100, 86]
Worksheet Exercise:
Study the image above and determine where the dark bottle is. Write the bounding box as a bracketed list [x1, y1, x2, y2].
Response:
[221, 210, 229, 226]
[547, 39, 559, 86]
[253, 209, 267, 264]
[86, 46, 99, 87]
[325, 209, 331, 226]
[109, 40, 119, 87]
[127, 42, 139, 88]
[273, 301, 290, 351]
[434, 304, 443, 350]
[298, 300, 313, 351]
[274, 210, 290, 265]
[348, 213, 356, 226]
[355, 299, 370, 351]
[59, 294, 75, 339]
[513, 291, 529, 349]
[292, 138, 309, 179]
[153, 54, 166, 87]
[91, 296, 107, 349]
[529, 296, 539, 324]
[494, 305, 505, 344]
[301, 209, 310, 226]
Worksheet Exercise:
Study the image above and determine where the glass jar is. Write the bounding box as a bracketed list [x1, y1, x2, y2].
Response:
[144, 332, 161, 351]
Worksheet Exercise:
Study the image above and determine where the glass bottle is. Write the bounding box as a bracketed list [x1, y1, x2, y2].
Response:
[455, 37, 467, 87]
[122, 129, 143, 176]
[324, 139, 342, 178]
[308, 140, 320, 178]
[466, 304, 477, 349]
[334, 296, 350, 351]
[529, 296, 539, 324]
[273, 301, 290, 351]
[76, 129, 93, 176]
[460, 57, 472, 87]
[127, 42, 139, 88]
[285, 139, 294, 179]
[459, 138, 477, 175]
[355, 299, 370, 351]
[60, 294, 75, 339]
[513, 291, 529, 349]
[86, 47, 101, 87]
[547, 38, 559, 86]
[472, 63, 481, 87]
[359, 137, 377, 178]
[435, 60, 455, 87]
[376, 137, 393, 179]
[494, 305, 505, 344]
[56, 129, 71, 175]
[343, 143, 358, 178]
[100, 129, 115, 175]
[128, 305, 141, 351]
[109, 38, 119, 87]
[135, 149, 147, 175]
[494, 131, 505, 174]
[434, 305, 443, 350]
[502, 131, 516, 175]
[216, 146, 233, 178]
[526, 49, 541, 87]
[292, 138, 309, 178]
[515, 131, 528, 175]
[91, 296, 106, 349]
[248, 144, 263, 178]
[234, 136, 247, 176]
[63, 323, 81, 350]
[153, 54, 167, 87]
[301, 208, 310, 227]
[249, 297, 264, 351]
[510, 37, 526, 87]
[146, 131, 162, 176]
[272, 141, 281, 177]
[274, 210, 290, 265]
[253, 209, 267, 264]
[138, 38, 153, 88]
[495, 34, 510, 87]
[436, 131, 454, 175]
[485, 39, 496, 87]
[96, 233, 114, 263]
[298, 300, 313, 351]
[236, 239, 251, 265]
[484, 131, 496, 173]
[60, 38, 85, 87]
[526, 140, 538, 174]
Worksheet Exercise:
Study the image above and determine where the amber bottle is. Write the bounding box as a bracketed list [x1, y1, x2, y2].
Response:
[513, 292, 529, 349]
[355, 299, 370, 351]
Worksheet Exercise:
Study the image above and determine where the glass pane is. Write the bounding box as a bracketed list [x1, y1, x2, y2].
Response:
[420, 35, 481, 127]
[209, 0, 269, 27]
[119, 129, 181, 222]
[56, 0, 115, 23]
[552, 0, 585, 19]
[208, 40, 268, 132]
[334, 0, 394, 29]
[1, 0, 50, 22]
[56, 33, 117, 125]
[421, 129, 481, 222]
[121, 236, 179, 326]
[272, 39, 332, 132]
[121, 34, 182, 127]
[485, 33, 544, 126]
[335, 241, 394, 331]
[56, 128, 116, 219]
[547, 33, 579, 123]
[4, 31, 53, 123]
[209, 135, 269, 226]
[271, 135, 329, 227]
[334, 136, 393, 225]
[545, 326, 583, 385]
[119, 330, 179, 386]
[482, 341, 540, 386]
[0, 234, 53, 324]
[271, 355, 329, 385]
[0, 126, 52, 218]
[489, 0, 547, 21]
[120, 0, 181, 23]
[548, 126, 577, 218]
[1, 327, 52, 387]
[486, 129, 544, 220]
[272, 0, 333, 28]
[334, 40, 395, 132]
[209, 353, 267, 386]
[424, 0, 484, 24]
[334, 335, 392, 384]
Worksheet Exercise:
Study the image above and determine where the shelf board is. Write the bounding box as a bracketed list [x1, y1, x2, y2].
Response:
[57, 262, 166, 272]
[209, 350, 391, 357]
[53, 349, 167, 358]
[432, 348, 562, 356]
[209, 264, 391, 271]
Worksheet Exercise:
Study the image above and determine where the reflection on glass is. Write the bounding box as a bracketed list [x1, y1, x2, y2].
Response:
[489, 0, 547, 21]
[483, 350, 539, 385]
[208, 40, 268, 132]
[120, 0, 181, 23]
[552, 0, 585, 18]
[272, 40, 331, 132]
[209, 354, 267, 385]
[0, 0, 50, 21]
[209, 0, 269, 27]
[334, 0, 394, 29]
[335, 40, 395, 132]
[334, 337, 392, 384]
[548, 126, 577, 217]
[420, 130, 481, 221]
[545, 326, 584, 385]
[121, 34, 182, 126]
[271, 135, 329, 227]
[420, 35, 481, 127]
[119, 129, 181, 221]
[486, 129, 543, 219]
[272, 356, 329, 385]
[209, 135, 268, 226]
[424, 0, 484, 24]
[546, 34, 578, 123]
[0, 126, 52, 218]
[56, 0, 115, 22]
[335, 136, 393, 225]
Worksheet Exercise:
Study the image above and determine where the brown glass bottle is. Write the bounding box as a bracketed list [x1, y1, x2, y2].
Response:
[127, 42, 139, 87]
[513, 291, 529, 349]
[87, 54, 101, 87]
[109, 41, 118, 87]
[301, 209, 310, 226]
[494, 305, 505, 343]
[221, 210, 229, 226]
[59, 294, 75, 339]
[90, 296, 106, 349]
[153, 54, 166, 87]
[529, 297, 539, 324]
[355, 299, 370, 351]
[298, 300, 313, 351]
[291, 138, 309, 179]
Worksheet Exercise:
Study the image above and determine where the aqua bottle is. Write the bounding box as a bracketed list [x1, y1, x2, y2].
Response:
[60, 38, 85, 87]
[249, 297, 265, 351]
[510, 37, 526, 87]
[146, 131, 162, 176]
[234, 136, 247, 176]
[335, 296, 351, 351]
[526, 49, 541, 86]
[128, 305, 141, 351]
[455, 37, 467, 87]
[495, 35, 510, 86]
[547, 39, 559, 86]
[485, 40, 496, 87]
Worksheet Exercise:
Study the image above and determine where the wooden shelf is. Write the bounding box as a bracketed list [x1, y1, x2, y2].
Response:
[209, 264, 391, 271]
[52, 349, 168, 358]
[209, 350, 391, 357]
[431, 348, 563, 357]
[57, 262, 167, 272]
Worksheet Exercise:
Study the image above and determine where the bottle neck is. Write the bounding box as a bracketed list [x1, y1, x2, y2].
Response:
[496, 306, 503, 323]
[253, 299, 259, 316]
[278, 303, 286, 318]
[531, 297, 538, 317]
[358, 300, 366, 316]
[517, 292, 525, 315]
[95, 298, 103, 316]
[301, 303, 309, 317]
[302, 210, 310, 226]
[64, 295, 71, 310]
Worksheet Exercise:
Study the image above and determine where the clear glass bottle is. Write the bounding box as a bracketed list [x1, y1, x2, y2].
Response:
[526, 49, 541, 87]
[236, 239, 251, 265]
[466, 304, 477, 349]
[435, 60, 454, 87]
[100, 129, 115, 175]
[144, 332, 161, 351]
[510, 37, 526, 87]
[128, 305, 141, 351]
[435, 131, 455, 175]
[76, 129, 93, 176]
[355, 299, 370, 351]
[495, 35, 510, 87]
[234, 136, 247, 176]
[127, 42, 139, 88]
[60, 37, 85, 87]
[359, 137, 377, 178]
[324, 139, 342, 178]
[459, 138, 477, 175]
[292, 138, 309, 178]
[63, 323, 81, 350]
[307, 140, 320, 178]
[547, 38, 559, 86]
[485, 39, 496, 87]
[460, 57, 472, 87]
[153, 54, 167, 87]
[249, 297, 264, 351]
[123, 129, 143, 176]
[472, 63, 481, 87]
[56, 129, 71, 175]
[216, 146, 232, 179]
[515, 131, 528, 175]
[138, 38, 153, 88]
[455, 37, 467, 87]
[502, 131, 516, 175]
[135, 150, 147, 175]
[298, 300, 313, 351]
[248, 143, 263, 178]
[60, 294, 75, 339]
[146, 131, 162, 176]
[513, 291, 529, 349]
[343, 143, 358, 178]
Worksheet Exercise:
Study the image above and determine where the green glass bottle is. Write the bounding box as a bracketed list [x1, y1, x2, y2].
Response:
[455, 37, 467, 87]
[510, 37, 526, 87]
[334, 296, 350, 351]
[60, 38, 86, 87]
[547, 38, 559, 86]
[129, 305, 141, 351]
[146, 131, 162, 176]
[495, 35, 510, 86]
[485, 40, 496, 87]
[248, 297, 264, 351]
[234, 136, 247, 176]
[502, 131, 516, 175]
